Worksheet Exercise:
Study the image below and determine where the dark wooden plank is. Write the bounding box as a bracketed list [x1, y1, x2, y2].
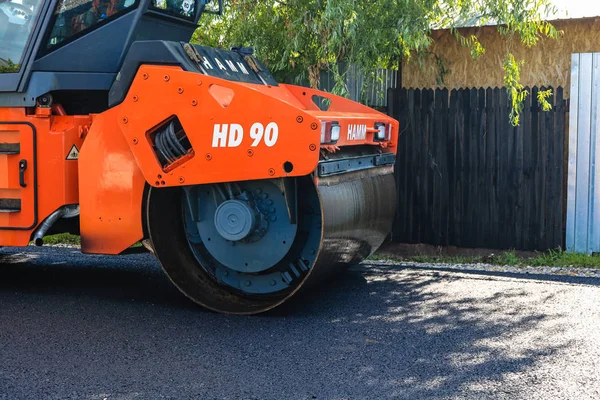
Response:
[521, 89, 533, 250]
[425, 89, 435, 244]
[432, 89, 443, 245]
[400, 89, 410, 241]
[448, 89, 459, 246]
[513, 89, 525, 249]
[404, 89, 416, 243]
[387, 87, 396, 121]
[496, 88, 508, 249]
[506, 93, 516, 249]
[455, 90, 468, 246]
[530, 86, 540, 250]
[440, 89, 450, 245]
[460, 89, 470, 246]
[467, 89, 479, 246]
[477, 88, 486, 247]
[519, 88, 532, 250]
[554, 87, 566, 249]
[418, 88, 426, 244]
[493, 88, 502, 248]
[392, 88, 407, 241]
[391, 88, 399, 240]
[538, 87, 548, 249]
[496, 87, 504, 249]
[485, 88, 496, 246]
[418, 88, 428, 243]
[389, 89, 398, 239]
[413, 89, 422, 243]
[391, 88, 400, 241]
[399, 88, 409, 242]
[544, 88, 556, 249]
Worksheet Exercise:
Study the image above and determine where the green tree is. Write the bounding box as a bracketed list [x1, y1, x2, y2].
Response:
[193, 0, 561, 125]
[0, 59, 20, 73]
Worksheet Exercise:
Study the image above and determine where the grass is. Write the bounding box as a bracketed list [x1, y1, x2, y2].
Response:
[30, 234, 143, 248]
[38, 233, 81, 246]
[527, 248, 600, 268]
[371, 248, 600, 269]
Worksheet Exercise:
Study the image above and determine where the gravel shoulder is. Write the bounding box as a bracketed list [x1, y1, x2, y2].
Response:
[0, 246, 599, 400]
[371, 259, 600, 279]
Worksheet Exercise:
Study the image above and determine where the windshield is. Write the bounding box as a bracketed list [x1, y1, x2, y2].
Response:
[46, 0, 137, 51]
[0, 0, 43, 73]
[150, 0, 197, 21]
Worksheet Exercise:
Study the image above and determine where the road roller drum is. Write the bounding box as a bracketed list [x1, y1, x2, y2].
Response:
[146, 166, 396, 314]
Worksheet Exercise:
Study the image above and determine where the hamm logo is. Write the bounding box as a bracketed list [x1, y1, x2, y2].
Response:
[347, 124, 367, 140]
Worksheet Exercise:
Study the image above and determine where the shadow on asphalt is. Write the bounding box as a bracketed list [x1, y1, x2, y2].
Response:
[0, 249, 195, 311]
[374, 262, 600, 287]
[0, 248, 573, 399]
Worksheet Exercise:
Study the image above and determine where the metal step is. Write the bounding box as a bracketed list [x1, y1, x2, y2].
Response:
[0, 198, 21, 213]
[0, 143, 20, 155]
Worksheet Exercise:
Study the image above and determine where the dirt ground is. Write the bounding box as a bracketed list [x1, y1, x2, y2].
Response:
[378, 241, 539, 259]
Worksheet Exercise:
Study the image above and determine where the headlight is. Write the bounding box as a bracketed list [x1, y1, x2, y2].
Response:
[330, 123, 341, 142]
[320, 121, 340, 144]
[374, 123, 386, 141]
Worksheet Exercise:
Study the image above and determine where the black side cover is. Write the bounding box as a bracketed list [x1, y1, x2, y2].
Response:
[108, 41, 278, 107]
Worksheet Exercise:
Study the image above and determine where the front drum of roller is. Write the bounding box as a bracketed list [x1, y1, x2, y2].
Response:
[145, 170, 396, 315]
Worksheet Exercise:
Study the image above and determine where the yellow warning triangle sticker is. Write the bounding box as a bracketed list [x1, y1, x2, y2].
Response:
[66, 144, 79, 160]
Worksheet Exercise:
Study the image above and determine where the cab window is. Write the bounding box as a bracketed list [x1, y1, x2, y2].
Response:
[46, 0, 138, 51]
[150, 0, 197, 21]
[0, 0, 43, 73]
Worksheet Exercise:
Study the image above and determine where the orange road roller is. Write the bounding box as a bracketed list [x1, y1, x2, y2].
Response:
[0, 0, 398, 314]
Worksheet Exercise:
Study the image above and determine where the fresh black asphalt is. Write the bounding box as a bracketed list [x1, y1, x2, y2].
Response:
[0, 247, 599, 399]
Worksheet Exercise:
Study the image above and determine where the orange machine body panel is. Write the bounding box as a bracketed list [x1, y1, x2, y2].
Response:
[116, 66, 398, 189]
[280, 84, 399, 152]
[78, 108, 146, 255]
[117, 66, 321, 188]
[0, 108, 88, 246]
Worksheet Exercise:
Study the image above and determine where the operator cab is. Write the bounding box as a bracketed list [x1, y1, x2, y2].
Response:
[45, 0, 204, 52]
[0, 0, 220, 109]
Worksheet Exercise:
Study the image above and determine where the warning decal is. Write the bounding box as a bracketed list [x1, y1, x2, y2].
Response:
[66, 145, 79, 160]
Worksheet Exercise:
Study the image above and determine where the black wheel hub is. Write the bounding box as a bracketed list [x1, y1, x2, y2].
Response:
[181, 179, 321, 295]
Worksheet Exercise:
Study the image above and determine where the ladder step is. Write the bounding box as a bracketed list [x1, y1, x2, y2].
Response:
[0, 143, 20, 155]
[0, 198, 21, 212]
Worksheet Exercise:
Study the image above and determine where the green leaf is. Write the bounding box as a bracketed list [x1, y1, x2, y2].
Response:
[193, 0, 559, 124]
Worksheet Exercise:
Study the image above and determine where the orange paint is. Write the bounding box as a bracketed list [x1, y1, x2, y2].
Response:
[116, 66, 397, 188]
[78, 108, 146, 255]
[0, 108, 88, 246]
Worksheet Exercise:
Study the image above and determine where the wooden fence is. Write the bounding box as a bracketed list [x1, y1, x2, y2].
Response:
[387, 87, 567, 251]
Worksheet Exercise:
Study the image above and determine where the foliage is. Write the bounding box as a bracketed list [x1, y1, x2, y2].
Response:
[0, 59, 20, 73]
[489, 250, 520, 266]
[503, 53, 527, 126]
[193, 0, 562, 124]
[370, 248, 600, 269]
[434, 54, 451, 86]
[528, 248, 600, 268]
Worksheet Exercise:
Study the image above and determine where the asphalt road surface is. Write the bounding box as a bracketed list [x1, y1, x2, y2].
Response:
[0, 247, 599, 400]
